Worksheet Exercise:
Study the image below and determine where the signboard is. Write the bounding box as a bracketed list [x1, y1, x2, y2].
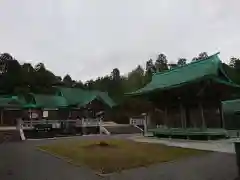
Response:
[130, 118, 144, 125]
[43, 111, 48, 118]
[31, 112, 38, 119]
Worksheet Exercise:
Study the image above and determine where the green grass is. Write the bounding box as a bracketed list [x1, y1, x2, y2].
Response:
[39, 139, 207, 174]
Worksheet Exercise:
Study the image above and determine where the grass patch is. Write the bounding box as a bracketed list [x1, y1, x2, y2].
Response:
[39, 139, 207, 174]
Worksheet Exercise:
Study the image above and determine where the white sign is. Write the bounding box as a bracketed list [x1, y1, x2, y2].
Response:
[31, 112, 38, 119]
[43, 111, 48, 118]
[130, 118, 144, 125]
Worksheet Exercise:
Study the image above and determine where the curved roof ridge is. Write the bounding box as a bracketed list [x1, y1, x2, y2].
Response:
[29, 93, 68, 108]
[153, 52, 221, 76]
[125, 52, 240, 96]
[56, 86, 116, 108]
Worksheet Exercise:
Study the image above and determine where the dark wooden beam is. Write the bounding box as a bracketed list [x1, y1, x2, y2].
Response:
[219, 102, 225, 128]
[164, 106, 168, 127]
[199, 102, 206, 128]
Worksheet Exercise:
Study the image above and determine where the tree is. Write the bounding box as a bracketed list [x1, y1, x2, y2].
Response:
[56, 76, 62, 81]
[230, 57, 240, 71]
[192, 52, 209, 62]
[0, 53, 14, 61]
[124, 65, 145, 92]
[229, 57, 236, 68]
[22, 63, 34, 73]
[111, 68, 120, 81]
[146, 59, 156, 74]
[155, 53, 168, 72]
[0, 53, 59, 94]
[34, 63, 45, 71]
[85, 79, 95, 89]
[21, 63, 35, 91]
[192, 57, 198, 62]
[0, 53, 14, 74]
[198, 52, 208, 60]
[32, 62, 58, 93]
[144, 59, 155, 85]
[63, 74, 73, 87]
[135, 65, 144, 75]
[110, 68, 123, 98]
[177, 58, 187, 66]
[0, 54, 23, 93]
[72, 80, 84, 88]
[168, 63, 178, 70]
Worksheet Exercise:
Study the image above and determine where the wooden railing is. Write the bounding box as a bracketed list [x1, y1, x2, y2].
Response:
[20, 118, 102, 129]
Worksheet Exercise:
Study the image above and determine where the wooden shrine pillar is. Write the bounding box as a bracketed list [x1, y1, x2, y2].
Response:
[219, 102, 225, 129]
[143, 113, 148, 135]
[199, 102, 206, 128]
[164, 106, 168, 128]
[180, 103, 186, 128]
[0, 109, 3, 125]
[68, 110, 72, 119]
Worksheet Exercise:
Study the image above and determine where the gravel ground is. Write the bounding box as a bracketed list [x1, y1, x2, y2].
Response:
[0, 135, 238, 180]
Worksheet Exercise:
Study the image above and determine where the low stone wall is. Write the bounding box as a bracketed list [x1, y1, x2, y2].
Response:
[105, 125, 142, 134]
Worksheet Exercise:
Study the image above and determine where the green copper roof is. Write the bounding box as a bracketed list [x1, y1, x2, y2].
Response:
[29, 94, 68, 108]
[127, 53, 240, 96]
[57, 87, 116, 108]
[0, 96, 26, 108]
[93, 91, 116, 108]
[222, 99, 240, 114]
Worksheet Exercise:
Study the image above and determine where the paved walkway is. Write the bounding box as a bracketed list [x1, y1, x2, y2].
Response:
[0, 135, 238, 180]
[109, 152, 237, 180]
[131, 135, 236, 153]
[0, 143, 101, 180]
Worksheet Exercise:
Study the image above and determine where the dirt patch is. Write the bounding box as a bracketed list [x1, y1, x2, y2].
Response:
[84, 141, 117, 149]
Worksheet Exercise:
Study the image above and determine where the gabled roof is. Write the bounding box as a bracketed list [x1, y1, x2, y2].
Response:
[127, 53, 240, 96]
[29, 94, 68, 108]
[0, 96, 26, 108]
[56, 87, 116, 108]
[92, 91, 116, 108]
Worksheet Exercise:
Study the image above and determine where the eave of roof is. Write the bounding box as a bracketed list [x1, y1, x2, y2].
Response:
[29, 93, 68, 108]
[56, 87, 116, 108]
[126, 53, 240, 96]
[0, 96, 26, 108]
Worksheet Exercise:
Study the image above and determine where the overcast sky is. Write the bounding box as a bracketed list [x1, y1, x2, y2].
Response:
[0, 0, 239, 81]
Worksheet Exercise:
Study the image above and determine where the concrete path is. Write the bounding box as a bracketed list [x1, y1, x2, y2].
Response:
[0, 134, 135, 180]
[0, 142, 102, 180]
[0, 134, 238, 180]
[108, 152, 237, 180]
[130, 135, 236, 153]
